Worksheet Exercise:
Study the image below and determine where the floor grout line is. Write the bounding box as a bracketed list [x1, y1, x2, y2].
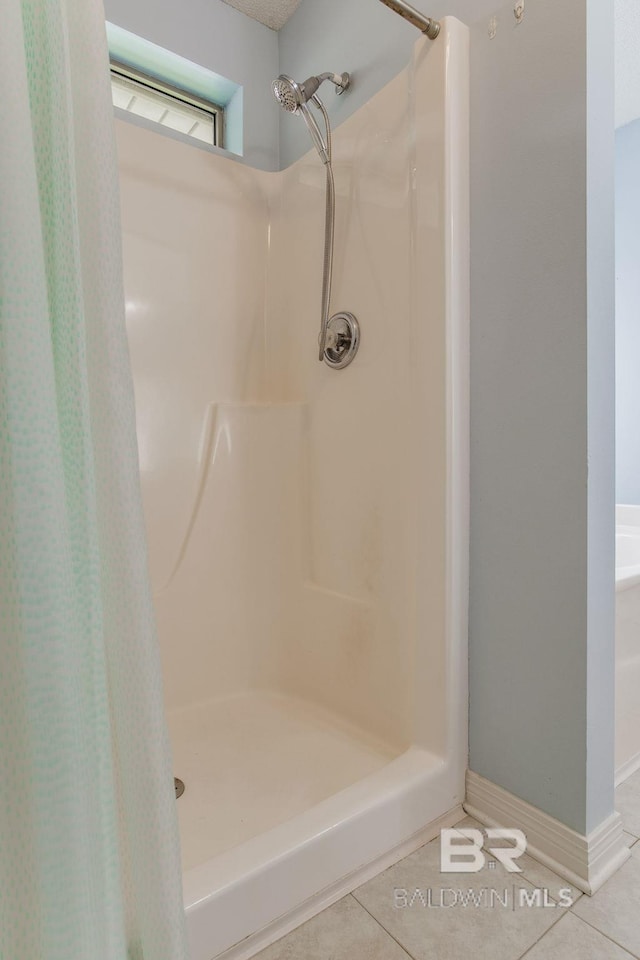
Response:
[566, 911, 640, 959]
[322, 811, 640, 960]
[514, 910, 568, 960]
[349, 892, 420, 960]
[351, 876, 575, 960]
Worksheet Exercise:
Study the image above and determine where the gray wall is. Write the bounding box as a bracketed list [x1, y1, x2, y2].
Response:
[585, 0, 615, 833]
[471, 0, 614, 834]
[616, 120, 640, 505]
[103, 0, 280, 170]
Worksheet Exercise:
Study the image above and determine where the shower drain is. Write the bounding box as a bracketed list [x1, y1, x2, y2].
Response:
[174, 778, 185, 799]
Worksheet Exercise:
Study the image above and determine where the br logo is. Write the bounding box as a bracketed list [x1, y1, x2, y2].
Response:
[440, 828, 527, 873]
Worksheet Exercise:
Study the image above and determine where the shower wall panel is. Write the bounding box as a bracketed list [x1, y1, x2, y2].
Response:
[265, 37, 463, 755]
[116, 124, 297, 707]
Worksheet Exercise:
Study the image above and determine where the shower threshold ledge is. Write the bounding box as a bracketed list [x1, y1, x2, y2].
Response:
[173, 693, 462, 960]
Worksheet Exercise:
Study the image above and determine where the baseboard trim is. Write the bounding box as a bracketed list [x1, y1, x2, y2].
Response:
[216, 804, 464, 960]
[464, 770, 629, 896]
[615, 751, 640, 787]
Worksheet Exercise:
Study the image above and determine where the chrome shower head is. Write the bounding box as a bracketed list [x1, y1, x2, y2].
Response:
[272, 72, 350, 166]
[272, 75, 302, 113]
[272, 72, 350, 114]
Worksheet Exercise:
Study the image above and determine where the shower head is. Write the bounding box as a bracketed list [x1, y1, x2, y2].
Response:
[272, 72, 350, 166]
[272, 75, 304, 113]
[272, 72, 350, 113]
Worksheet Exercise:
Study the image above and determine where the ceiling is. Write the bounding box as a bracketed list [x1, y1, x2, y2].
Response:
[220, 0, 300, 31]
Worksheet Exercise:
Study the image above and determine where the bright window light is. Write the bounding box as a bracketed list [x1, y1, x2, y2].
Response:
[110, 63, 222, 147]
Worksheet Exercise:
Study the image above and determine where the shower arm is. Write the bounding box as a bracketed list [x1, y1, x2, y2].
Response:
[316, 72, 350, 91]
[377, 0, 440, 39]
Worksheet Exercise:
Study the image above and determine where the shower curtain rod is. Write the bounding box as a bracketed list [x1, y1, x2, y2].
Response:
[378, 0, 440, 39]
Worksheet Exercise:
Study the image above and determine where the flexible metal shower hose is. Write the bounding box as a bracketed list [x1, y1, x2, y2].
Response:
[315, 97, 335, 361]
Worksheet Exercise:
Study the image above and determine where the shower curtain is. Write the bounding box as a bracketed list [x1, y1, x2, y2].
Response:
[0, 2, 189, 958]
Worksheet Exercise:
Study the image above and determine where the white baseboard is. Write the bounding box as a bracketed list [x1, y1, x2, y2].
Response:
[616, 751, 640, 787]
[464, 770, 629, 896]
[216, 804, 464, 960]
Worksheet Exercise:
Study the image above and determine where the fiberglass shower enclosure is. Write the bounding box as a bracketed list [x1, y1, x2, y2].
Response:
[118, 18, 469, 960]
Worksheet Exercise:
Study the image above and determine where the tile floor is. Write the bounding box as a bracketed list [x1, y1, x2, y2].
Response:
[255, 768, 640, 960]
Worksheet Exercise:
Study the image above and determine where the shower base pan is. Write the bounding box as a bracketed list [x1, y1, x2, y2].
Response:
[170, 692, 397, 870]
[172, 692, 463, 960]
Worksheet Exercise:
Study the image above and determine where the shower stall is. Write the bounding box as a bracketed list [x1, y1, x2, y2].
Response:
[117, 18, 469, 960]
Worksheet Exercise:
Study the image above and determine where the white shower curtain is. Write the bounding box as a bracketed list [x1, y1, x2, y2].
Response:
[0, 2, 189, 958]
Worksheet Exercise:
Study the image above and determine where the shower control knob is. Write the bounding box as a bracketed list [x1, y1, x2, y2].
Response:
[323, 312, 360, 369]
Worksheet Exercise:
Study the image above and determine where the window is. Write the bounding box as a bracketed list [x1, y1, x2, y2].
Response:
[110, 62, 223, 148]
[106, 22, 242, 157]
